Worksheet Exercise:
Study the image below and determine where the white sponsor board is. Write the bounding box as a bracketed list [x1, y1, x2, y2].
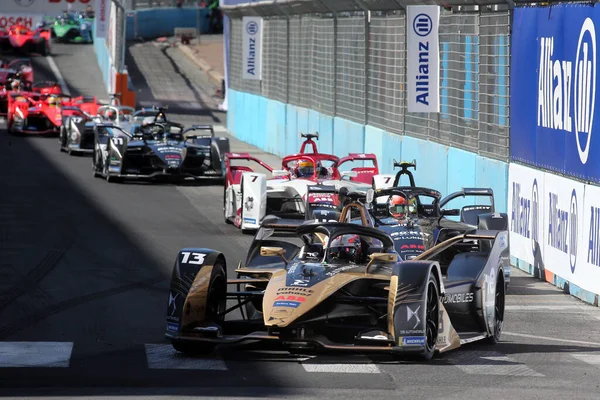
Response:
[406, 5, 440, 113]
[508, 163, 545, 266]
[543, 172, 585, 282]
[510, 162, 600, 295]
[95, 0, 109, 39]
[0, 12, 43, 29]
[578, 184, 600, 294]
[242, 16, 263, 80]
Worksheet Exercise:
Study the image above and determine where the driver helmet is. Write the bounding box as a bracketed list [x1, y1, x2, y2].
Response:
[105, 109, 117, 121]
[329, 234, 362, 264]
[295, 159, 314, 178]
[48, 96, 60, 107]
[389, 195, 408, 221]
[10, 80, 21, 91]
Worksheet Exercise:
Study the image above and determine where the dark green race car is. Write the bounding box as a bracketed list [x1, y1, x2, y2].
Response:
[41, 11, 93, 44]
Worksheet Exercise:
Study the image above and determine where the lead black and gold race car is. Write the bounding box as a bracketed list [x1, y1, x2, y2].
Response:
[164, 200, 509, 361]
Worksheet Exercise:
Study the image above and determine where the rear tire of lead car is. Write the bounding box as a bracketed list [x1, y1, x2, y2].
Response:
[171, 261, 226, 355]
[485, 269, 505, 345]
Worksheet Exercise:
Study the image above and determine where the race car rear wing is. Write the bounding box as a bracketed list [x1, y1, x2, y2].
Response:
[224, 152, 276, 185]
[183, 124, 215, 138]
[337, 153, 379, 184]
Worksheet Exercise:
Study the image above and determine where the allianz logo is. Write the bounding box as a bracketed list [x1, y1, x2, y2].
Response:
[537, 18, 596, 165]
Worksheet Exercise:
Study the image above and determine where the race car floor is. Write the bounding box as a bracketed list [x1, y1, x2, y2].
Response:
[1, 43, 600, 399]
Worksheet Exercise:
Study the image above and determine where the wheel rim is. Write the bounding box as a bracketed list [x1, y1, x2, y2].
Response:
[494, 271, 505, 338]
[425, 280, 439, 353]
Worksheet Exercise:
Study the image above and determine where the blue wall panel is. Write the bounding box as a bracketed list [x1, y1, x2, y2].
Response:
[256, 96, 268, 150]
[401, 136, 448, 193]
[297, 107, 310, 143]
[308, 109, 320, 136]
[333, 117, 365, 156]
[447, 147, 477, 210]
[93, 38, 110, 93]
[285, 105, 299, 157]
[364, 125, 384, 173]
[380, 130, 403, 175]
[227, 89, 237, 136]
[318, 114, 334, 155]
[267, 100, 286, 157]
[475, 156, 508, 213]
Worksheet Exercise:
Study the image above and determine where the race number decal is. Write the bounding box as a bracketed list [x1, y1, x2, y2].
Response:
[385, 177, 391, 184]
[112, 137, 124, 145]
[251, 175, 258, 182]
[181, 251, 206, 265]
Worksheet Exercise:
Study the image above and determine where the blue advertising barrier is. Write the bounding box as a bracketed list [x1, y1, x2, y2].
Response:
[511, 4, 600, 183]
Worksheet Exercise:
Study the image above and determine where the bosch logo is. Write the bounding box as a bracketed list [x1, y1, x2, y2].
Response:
[569, 189, 578, 272]
[538, 18, 597, 165]
[531, 178, 539, 256]
[246, 21, 258, 35]
[574, 18, 596, 165]
[14, 0, 35, 6]
[413, 13, 432, 37]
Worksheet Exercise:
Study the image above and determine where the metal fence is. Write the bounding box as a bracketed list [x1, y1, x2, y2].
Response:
[223, 1, 512, 161]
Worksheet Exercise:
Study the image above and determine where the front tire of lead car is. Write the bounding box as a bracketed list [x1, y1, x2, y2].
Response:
[403, 274, 439, 362]
[171, 261, 227, 355]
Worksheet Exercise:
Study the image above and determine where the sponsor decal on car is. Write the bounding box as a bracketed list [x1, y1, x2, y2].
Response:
[273, 301, 301, 308]
[401, 336, 426, 346]
[442, 292, 474, 304]
[167, 323, 179, 332]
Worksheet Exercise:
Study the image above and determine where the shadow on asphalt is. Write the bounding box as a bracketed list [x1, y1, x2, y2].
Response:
[0, 134, 285, 395]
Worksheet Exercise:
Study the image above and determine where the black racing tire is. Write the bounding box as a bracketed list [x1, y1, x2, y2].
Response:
[223, 185, 232, 224]
[421, 274, 440, 361]
[171, 261, 226, 355]
[485, 269, 505, 345]
[403, 274, 439, 362]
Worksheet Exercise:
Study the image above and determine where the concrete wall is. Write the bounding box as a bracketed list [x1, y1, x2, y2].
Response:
[227, 88, 509, 213]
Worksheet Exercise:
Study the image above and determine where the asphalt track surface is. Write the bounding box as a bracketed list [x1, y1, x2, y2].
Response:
[2, 42, 600, 400]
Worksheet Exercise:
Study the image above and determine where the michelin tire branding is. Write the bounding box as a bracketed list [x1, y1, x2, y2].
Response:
[537, 18, 596, 165]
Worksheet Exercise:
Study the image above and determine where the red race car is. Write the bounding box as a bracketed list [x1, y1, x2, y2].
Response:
[4, 24, 51, 56]
[0, 59, 34, 115]
[7, 93, 72, 136]
[223, 133, 380, 231]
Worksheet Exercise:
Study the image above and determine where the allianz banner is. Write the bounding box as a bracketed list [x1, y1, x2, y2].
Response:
[511, 5, 600, 183]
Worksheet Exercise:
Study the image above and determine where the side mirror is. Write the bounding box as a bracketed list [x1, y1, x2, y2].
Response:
[272, 169, 290, 177]
[260, 246, 288, 265]
[341, 171, 358, 179]
[365, 252, 398, 274]
[441, 209, 460, 217]
[365, 188, 374, 204]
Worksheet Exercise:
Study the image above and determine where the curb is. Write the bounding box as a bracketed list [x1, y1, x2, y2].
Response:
[179, 44, 224, 85]
[510, 256, 600, 307]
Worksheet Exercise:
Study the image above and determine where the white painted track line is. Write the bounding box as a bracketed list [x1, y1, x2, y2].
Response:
[503, 332, 600, 347]
[0, 342, 73, 368]
[301, 362, 381, 374]
[46, 55, 70, 96]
